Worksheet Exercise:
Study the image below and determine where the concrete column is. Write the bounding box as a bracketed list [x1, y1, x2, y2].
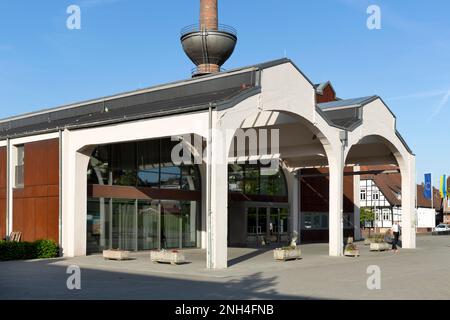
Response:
[400, 155, 416, 249]
[61, 130, 91, 257]
[6, 140, 13, 236]
[206, 117, 229, 269]
[353, 166, 361, 240]
[199, 163, 207, 249]
[328, 151, 344, 257]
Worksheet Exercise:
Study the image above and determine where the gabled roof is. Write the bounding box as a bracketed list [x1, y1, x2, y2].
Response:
[0, 59, 300, 140]
[316, 96, 378, 131]
[317, 96, 378, 111]
[314, 81, 335, 95]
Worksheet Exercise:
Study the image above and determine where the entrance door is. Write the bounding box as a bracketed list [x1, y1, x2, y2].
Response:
[137, 200, 160, 250]
[246, 205, 289, 245]
[112, 199, 137, 251]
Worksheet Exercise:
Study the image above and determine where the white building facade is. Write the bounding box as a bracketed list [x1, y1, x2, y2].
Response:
[0, 59, 417, 269]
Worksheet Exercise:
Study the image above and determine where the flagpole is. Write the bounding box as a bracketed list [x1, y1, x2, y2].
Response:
[431, 172, 434, 211]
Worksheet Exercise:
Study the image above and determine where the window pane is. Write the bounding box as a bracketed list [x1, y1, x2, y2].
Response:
[244, 165, 259, 194]
[160, 165, 181, 189]
[137, 200, 159, 250]
[112, 143, 137, 186]
[258, 208, 267, 235]
[181, 201, 198, 248]
[313, 215, 321, 229]
[112, 199, 136, 251]
[161, 200, 181, 248]
[228, 164, 244, 192]
[137, 140, 160, 187]
[181, 166, 200, 191]
[87, 198, 111, 254]
[88, 146, 111, 185]
[279, 208, 289, 234]
[247, 207, 257, 234]
[160, 139, 181, 189]
[269, 208, 279, 236]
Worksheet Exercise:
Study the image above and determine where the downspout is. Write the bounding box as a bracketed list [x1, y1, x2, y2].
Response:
[5, 138, 10, 237]
[207, 104, 212, 269]
[58, 129, 63, 255]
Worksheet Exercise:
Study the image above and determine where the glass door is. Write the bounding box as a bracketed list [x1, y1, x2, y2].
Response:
[137, 200, 160, 250]
[161, 200, 182, 249]
[112, 199, 137, 251]
[246, 205, 289, 245]
[181, 201, 198, 248]
[269, 208, 280, 242]
[247, 207, 258, 235]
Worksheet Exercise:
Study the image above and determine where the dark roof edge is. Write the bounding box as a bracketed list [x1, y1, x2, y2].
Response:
[0, 87, 262, 141]
[0, 58, 291, 125]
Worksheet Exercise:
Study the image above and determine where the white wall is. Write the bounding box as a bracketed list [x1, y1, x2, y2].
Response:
[416, 208, 436, 229]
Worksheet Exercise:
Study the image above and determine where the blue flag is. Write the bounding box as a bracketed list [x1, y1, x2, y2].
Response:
[424, 173, 432, 199]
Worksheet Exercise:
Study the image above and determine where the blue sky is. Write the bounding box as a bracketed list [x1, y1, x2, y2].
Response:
[0, 0, 449, 186]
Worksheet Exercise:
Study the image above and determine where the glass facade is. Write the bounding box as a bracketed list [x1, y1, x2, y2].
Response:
[87, 138, 200, 190]
[87, 138, 201, 254]
[87, 198, 199, 254]
[228, 163, 287, 197]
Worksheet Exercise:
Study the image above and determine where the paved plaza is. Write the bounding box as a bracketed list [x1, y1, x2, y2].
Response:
[1, 235, 449, 300]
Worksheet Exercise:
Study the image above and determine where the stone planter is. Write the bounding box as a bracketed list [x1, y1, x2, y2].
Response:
[150, 250, 186, 265]
[364, 238, 372, 246]
[370, 242, 390, 252]
[273, 247, 302, 261]
[103, 249, 130, 261]
[344, 249, 360, 257]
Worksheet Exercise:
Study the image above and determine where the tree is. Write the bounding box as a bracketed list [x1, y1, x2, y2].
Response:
[360, 208, 375, 228]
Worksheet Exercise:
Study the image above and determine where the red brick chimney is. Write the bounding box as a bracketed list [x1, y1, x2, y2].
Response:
[198, 0, 220, 74]
[200, 0, 218, 30]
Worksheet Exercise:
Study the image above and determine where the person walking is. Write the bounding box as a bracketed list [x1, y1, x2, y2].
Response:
[391, 221, 401, 252]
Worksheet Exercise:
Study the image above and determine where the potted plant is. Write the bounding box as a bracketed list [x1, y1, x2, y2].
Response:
[344, 243, 360, 257]
[103, 248, 131, 261]
[273, 245, 302, 261]
[364, 234, 384, 245]
[344, 236, 359, 257]
[150, 249, 186, 265]
[369, 236, 390, 252]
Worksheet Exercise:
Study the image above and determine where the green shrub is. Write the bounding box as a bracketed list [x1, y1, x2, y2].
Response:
[0, 239, 59, 261]
[34, 240, 59, 259]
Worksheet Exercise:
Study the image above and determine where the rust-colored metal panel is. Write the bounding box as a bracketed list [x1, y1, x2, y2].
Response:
[0, 199, 5, 239]
[46, 139, 60, 186]
[89, 185, 201, 201]
[47, 185, 59, 197]
[11, 199, 24, 239]
[228, 192, 288, 203]
[13, 188, 25, 198]
[12, 139, 60, 242]
[47, 197, 59, 243]
[0, 147, 6, 239]
[24, 141, 48, 187]
[0, 147, 6, 189]
[22, 198, 36, 242]
[23, 185, 48, 198]
[12, 198, 23, 234]
[34, 197, 48, 240]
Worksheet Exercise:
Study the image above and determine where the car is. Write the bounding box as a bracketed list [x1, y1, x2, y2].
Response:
[433, 224, 450, 232]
